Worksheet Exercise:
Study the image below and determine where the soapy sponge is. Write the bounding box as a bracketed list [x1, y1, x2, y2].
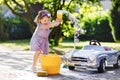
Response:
[36, 70, 48, 77]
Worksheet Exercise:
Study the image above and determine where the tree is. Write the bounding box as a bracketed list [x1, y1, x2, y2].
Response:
[40, 0, 99, 45]
[0, 5, 7, 40]
[110, 0, 120, 41]
[3, 0, 43, 34]
[2, 0, 76, 45]
[2, 0, 99, 45]
[77, 2, 114, 42]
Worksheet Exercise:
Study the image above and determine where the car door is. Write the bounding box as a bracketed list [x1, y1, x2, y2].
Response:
[107, 51, 117, 65]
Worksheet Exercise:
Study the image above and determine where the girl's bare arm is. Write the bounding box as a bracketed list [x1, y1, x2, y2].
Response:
[40, 20, 61, 29]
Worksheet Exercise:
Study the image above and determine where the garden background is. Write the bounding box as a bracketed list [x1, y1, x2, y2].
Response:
[0, 0, 120, 53]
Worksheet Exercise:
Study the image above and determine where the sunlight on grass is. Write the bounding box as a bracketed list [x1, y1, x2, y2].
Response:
[0, 39, 30, 50]
[0, 40, 120, 52]
[51, 41, 120, 54]
[57, 41, 120, 51]
[100, 42, 120, 50]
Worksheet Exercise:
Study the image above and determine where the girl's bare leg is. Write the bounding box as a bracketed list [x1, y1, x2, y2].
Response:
[33, 51, 40, 72]
[33, 51, 40, 67]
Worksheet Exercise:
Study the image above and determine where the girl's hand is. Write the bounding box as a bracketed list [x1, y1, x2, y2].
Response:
[54, 21, 60, 26]
[56, 18, 62, 22]
[53, 19, 62, 26]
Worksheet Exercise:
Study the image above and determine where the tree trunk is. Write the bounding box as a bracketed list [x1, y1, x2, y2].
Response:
[0, 24, 6, 40]
[0, 14, 7, 40]
[22, 16, 36, 34]
[49, 25, 62, 46]
[4, 1, 43, 34]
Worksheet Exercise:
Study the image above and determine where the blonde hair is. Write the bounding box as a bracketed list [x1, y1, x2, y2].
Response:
[34, 10, 51, 23]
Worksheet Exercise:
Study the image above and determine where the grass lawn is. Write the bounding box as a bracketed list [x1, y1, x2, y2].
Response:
[0, 39, 30, 50]
[0, 39, 120, 54]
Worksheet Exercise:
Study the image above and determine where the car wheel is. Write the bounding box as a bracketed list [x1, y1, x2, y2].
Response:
[114, 56, 120, 68]
[97, 60, 106, 73]
[68, 66, 75, 70]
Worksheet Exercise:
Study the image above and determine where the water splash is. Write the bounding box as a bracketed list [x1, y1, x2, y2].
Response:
[58, 10, 82, 49]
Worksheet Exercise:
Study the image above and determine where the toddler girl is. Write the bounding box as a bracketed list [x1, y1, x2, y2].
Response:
[30, 10, 61, 72]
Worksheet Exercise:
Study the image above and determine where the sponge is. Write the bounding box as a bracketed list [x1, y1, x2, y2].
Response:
[36, 70, 48, 77]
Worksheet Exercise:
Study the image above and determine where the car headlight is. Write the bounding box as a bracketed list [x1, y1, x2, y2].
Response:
[88, 55, 96, 62]
[65, 53, 71, 59]
[65, 50, 73, 59]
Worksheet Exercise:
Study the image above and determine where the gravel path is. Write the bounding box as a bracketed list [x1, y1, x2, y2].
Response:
[0, 45, 120, 80]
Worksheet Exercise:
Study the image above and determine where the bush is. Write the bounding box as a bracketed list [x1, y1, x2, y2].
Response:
[4, 17, 32, 40]
[110, 0, 120, 42]
[80, 11, 114, 42]
[93, 18, 114, 42]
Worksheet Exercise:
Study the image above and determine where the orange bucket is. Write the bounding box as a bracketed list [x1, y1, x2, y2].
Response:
[40, 54, 61, 75]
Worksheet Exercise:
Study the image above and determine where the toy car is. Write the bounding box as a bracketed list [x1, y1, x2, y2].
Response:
[65, 40, 120, 73]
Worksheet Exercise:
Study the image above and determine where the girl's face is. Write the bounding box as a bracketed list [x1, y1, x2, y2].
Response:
[40, 16, 50, 25]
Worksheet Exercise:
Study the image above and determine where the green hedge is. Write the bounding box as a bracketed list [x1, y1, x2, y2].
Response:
[110, 0, 120, 42]
[4, 17, 32, 40]
[80, 11, 114, 42]
[93, 19, 114, 42]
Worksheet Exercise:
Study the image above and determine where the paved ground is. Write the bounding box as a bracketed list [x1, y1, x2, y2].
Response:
[0, 45, 120, 80]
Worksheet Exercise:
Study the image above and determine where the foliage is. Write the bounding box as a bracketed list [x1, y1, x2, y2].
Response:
[78, 3, 114, 42]
[47, 0, 100, 45]
[2, 0, 100, 45]
[93, 17, 114, 42]
[1, 0, 120, 44]
[42, 0, 79, 45]
[4, 17, 32, 40]
[0, 5, 7, 40]
[2, 0, 76, 45]
[62, 21, 74, 38]
[110, 0, 120, 42]
[3, 0, 43, 34]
